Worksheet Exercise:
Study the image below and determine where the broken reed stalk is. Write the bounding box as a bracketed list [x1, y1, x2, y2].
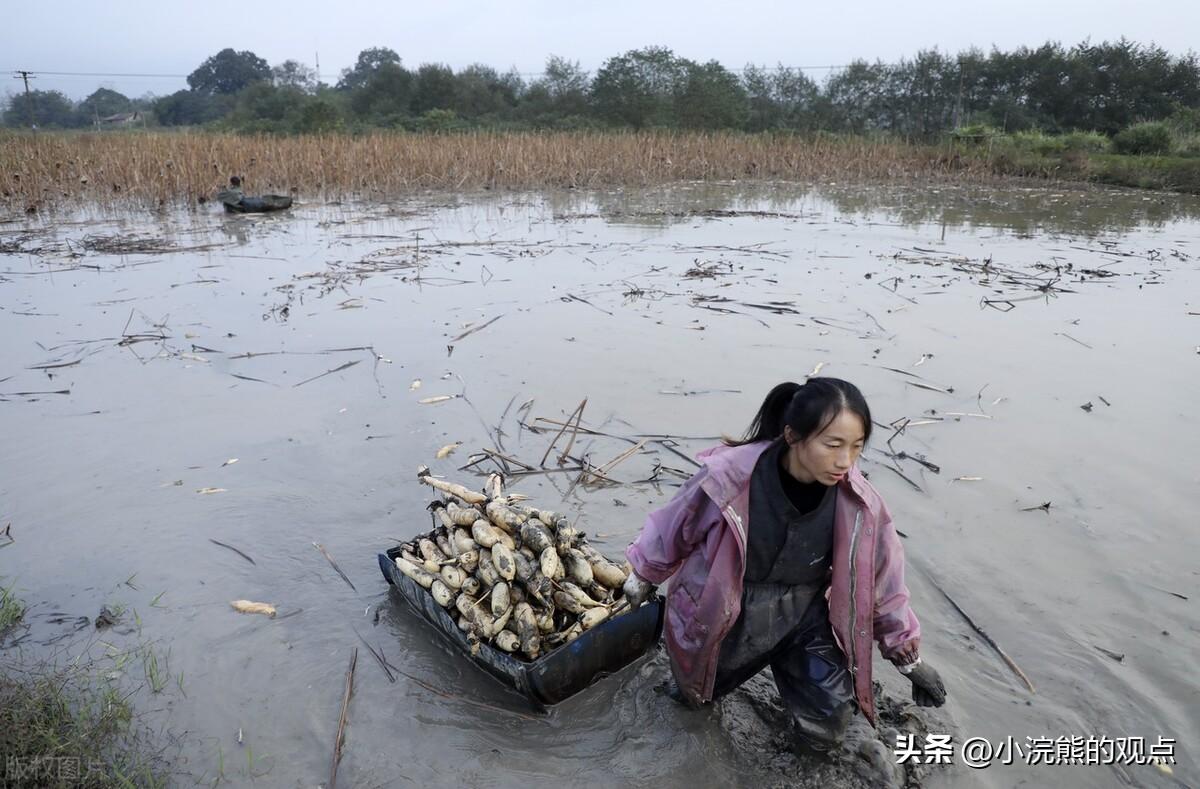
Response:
[558, 399, 588, 466]
[588, 438, 649, 482]
[923, 571, 1035, 693]
[539, 398, 587, 467]
[329, 647, 357, 789]
[313, 542, 357, 592]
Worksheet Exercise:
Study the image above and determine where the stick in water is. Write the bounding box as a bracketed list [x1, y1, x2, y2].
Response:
[923, 570, 1035, 693]
[329, 648, 357, 789]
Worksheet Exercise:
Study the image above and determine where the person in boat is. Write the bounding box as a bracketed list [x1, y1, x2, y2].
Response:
[216, 175, 244, 210]
[622, 378, 945, 753]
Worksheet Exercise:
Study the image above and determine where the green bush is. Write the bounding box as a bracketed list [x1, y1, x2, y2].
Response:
[1058, 131, 1109, 153]
[950, 123, 1001, 142]
[1175, 133, 1200, 157]
[1112, 122, 1173, 155]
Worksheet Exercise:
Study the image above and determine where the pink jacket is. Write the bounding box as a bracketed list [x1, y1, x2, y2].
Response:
[626, 441, 920, 725]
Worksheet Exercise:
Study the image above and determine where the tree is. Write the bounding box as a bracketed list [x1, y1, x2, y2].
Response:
[411, 64, 457, 114]
[348, 61, 415, 122]
[272, 60, 317, 92]
[187, 48, 271, 95]
[823, 60, 893, 133]
[452, 64, 521, 120]
[675, 60, 748, 129]
[337, 47, 402, 92]
[592, 46, 687, 128]
[540, 55, 590, 115]
[78, 88, 132, 124]
[3, 89, 78, 128]
[741, 65, 820, 131]
[152, 89, 232, 126]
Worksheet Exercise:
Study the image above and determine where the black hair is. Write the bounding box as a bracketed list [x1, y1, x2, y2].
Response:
[230, 175, 241, 187]
[726, 378, 872, 446]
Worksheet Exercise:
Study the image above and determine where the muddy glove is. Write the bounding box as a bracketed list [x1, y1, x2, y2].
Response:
[899, 659, 946, 707]
[622, 571, 655, 610]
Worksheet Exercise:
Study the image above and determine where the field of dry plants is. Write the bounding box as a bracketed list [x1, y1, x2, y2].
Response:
[0, 130, 993, 213]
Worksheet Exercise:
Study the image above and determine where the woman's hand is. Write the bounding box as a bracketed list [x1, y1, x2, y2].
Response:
[905, 662, 946, 707]
[622, 571, 656, 609]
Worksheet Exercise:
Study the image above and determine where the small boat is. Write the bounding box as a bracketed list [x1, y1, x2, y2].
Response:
[222, 194, 293, 214]
[377, 546, 664, 707]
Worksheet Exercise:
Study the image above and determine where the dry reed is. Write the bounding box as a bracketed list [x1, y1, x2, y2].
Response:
[0, 130, 987, 213]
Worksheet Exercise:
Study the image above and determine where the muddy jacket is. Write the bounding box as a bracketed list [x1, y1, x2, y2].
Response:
[626, 440, 920, 725]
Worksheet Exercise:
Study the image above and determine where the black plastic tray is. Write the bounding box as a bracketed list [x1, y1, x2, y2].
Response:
[378, 546, 663, 706]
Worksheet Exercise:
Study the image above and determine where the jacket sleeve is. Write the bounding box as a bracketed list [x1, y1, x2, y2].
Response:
[872, 497, 921, 661]
[625, 467, 721, 585]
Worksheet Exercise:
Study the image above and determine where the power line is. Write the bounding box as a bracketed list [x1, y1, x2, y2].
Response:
[4, 63, 855, 82]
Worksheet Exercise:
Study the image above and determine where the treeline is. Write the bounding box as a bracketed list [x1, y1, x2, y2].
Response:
[5, 40, 1199, 138]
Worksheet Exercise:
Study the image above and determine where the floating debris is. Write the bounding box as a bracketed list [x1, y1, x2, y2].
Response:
[436, 442, 462, 459]
[230, 600, 276, 617]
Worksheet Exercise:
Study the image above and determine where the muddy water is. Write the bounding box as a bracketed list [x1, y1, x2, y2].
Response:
[2, 183, 1198, 788]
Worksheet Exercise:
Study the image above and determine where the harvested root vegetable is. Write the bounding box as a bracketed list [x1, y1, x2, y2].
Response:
[485, 473, 504, 500]
[488, 606, 513, 638]
[512, 550, 536, 583]
[471, 519, 504, 548]
[230, 600, 276, 617]
[476, 549, 500, 588]
[540, 547, 562, 581]
[563, 549, 594, 586]
[458, 549, 479, 574]
[494, 630, 520, 652]
[580, 607, 611, 630]
[440, 565, 466, 589]
[394, 557, 437, 589]
[431, 580, 454, 608]
[589, 558, 627, 589]
[559, 581, 602, 608]
[555, 524, 581, 554]
[485, 500, 526, 533]
[453, 528, 477, 553]
[520, 521, 554, 554]
[417, 465, 486, 505]
[491, 543, 517, 581]
[401, 476, 647, 662]
[419, 538, 446, 563]
[446, 502, 481, 527]
[491, 582, 511, 618]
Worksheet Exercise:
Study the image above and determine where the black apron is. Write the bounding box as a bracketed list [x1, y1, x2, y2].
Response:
[713, 441, 852, 735]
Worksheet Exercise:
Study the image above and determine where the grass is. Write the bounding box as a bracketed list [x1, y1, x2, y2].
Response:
[952, 128, 1200, 195]
[0, 128, 993, 213]
[0, 664, 170, 788]
[0, 582, 173, 788]
[0, 579, 24, 636]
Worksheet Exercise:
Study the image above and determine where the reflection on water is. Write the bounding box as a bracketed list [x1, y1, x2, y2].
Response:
[539, 181, 1200, 236]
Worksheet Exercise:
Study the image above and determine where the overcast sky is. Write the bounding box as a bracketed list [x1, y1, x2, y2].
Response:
[4, 0, 1198, 100]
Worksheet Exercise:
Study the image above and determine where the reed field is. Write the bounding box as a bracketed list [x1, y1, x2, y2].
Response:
[0, 130, 990, 212]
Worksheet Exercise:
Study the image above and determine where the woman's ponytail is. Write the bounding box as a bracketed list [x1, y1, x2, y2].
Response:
[724, 377, 873, 447]
[725, 381, 802, 446]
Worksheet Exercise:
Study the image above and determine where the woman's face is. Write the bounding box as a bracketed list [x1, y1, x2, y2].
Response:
[783, 409, 866, 485]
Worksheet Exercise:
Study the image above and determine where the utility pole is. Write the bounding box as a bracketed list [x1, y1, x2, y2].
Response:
[13, 70, 37, 128]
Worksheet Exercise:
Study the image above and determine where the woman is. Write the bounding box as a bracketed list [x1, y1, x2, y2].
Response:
[622, 378, 945, 752]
